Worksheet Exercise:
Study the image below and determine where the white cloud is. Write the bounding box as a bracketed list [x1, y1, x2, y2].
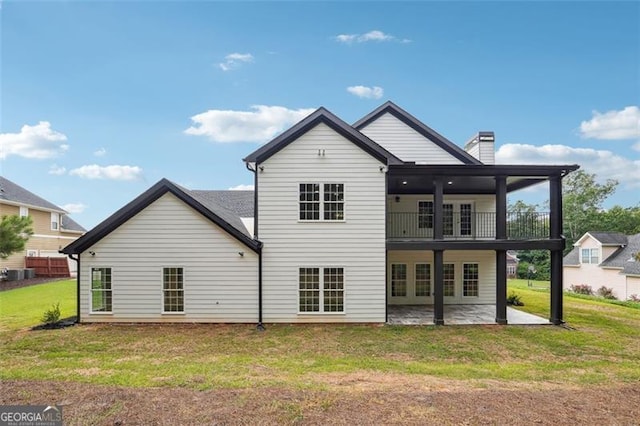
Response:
[0, 121, 69, 160]
[633, 141, 640, 152]
[219, 53, 254, 71]
[62, 203, 87, 214]
[48, 164, 67, 175]
[334, 30, 411, 44]
[94, 147, 107, 157]
[347, 85, 384, 99]
[496, 143, 640, 188]
[580, 106, 640, 140]
[228, 184, 254, 191]
[185, 105, 315, 143]
[69, 164, 143, 181]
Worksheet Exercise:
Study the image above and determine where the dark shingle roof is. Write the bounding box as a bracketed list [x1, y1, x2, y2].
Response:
[61, 215, 86, 233]
[189, 190, 254, 218]
[600, 233, 640, 275]
[563, 246, 580, 266]
[0, 176, 64, 212]
[184, 189, 252, 237]
[587, 232, 628, 246]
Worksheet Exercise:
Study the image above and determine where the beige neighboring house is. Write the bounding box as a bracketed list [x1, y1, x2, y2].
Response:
[0, 176, 86, 274]
[563, 231, 640, 300]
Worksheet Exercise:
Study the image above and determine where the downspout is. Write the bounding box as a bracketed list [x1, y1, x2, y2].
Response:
[66, 253, 80, 323]
[246, 161, 264, 331]
[257, 242, 264, 331]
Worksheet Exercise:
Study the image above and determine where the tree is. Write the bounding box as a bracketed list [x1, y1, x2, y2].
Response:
[599, 205, 640, 235]
[0, 215, 34, 259]
[562, 170, 618, 252]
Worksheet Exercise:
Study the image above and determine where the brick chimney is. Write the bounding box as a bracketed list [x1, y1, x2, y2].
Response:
[464, 131, 495, 165]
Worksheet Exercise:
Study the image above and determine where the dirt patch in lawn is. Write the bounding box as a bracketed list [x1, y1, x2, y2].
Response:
[2, 379, 637, 425]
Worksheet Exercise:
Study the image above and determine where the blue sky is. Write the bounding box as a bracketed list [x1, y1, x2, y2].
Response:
[1, 1, 638, 229]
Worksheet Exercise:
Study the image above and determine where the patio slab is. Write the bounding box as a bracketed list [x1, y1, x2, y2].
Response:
[387, 305, 550, 326]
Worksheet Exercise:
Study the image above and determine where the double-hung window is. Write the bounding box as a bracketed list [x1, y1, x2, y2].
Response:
[391, 264, 407, 297]
[51, 212, 59, 230]
[163, 267, 184, 313]
[581, 248, 599, 264]
[91, 267, 112, 312]
[299, 183, 344, 221]
[299, 267, 344, 313]
[463, 263, 479, 297]
[418, 201, 433, 229]
[415, 264, 431, 296]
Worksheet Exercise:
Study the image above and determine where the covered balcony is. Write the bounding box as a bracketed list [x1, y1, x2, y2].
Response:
[387, 211, 550, 240]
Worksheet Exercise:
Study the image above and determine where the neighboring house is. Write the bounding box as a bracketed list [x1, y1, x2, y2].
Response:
[62, 102, 578, 325]
[506, 251, 519, 278]
[0, 176, 86, 274]
[563, 232, 640, 300]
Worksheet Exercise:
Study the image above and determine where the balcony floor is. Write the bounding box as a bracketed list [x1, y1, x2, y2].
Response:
[387, 305, 549, 325]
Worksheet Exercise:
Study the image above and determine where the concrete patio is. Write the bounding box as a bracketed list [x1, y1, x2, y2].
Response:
[387, 305, 550, 325]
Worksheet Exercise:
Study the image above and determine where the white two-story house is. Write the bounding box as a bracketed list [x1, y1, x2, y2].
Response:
[63, 102, 578, 325]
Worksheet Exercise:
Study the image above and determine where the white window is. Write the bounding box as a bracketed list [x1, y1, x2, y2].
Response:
[415, 263, 431, 296]
[581, 248, 599, 264]
[417, 201, 433, 229]
[299, 183, 344, 221]
[51, 212, 59, 230]
[463, 263, 479, 297]
[19, 206, 29, 217]
[391, 264, 407, 297]
[163, 267, 184, 313]
[298, 267, 344, 313]
[443, 263, 455, 297]
[91, 268, 112, 313]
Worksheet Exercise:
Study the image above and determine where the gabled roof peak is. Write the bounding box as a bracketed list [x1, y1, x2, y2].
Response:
[353, 101, 483, 165]
[243, 106, 402, 165]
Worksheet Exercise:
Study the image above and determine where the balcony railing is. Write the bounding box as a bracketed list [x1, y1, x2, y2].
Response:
[387, 212, 550, 240]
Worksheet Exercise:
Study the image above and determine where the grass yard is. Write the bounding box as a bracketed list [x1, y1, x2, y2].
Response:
[1, 279, 639, 425]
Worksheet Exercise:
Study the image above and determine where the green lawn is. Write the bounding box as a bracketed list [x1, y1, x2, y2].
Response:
[0, 279, 639, 391]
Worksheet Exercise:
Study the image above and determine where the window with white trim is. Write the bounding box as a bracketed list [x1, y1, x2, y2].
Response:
[298, 267, 344, 313]
[418, 201, 433, 229]
[299, 183, 344, 221]
[415, 263, 431, 296]
[163, 267, 184, 313]
[51, 212, 59, 230]
[19, 206, 29, 217]
[463, 263, 479, 297]
[391, 263, 407, 297]
[91, 268, 112, 312]
[581, 248, 599, 264]
[443, 263, 455, 297]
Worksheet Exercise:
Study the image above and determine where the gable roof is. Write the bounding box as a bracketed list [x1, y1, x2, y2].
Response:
[61, 215, 87, 233]
[243, 107, 403, 165]
[575, 231, 628, 247]
[61, 179, 260, 254]
[0, 176, 66, 212]
[563, 247, 580, 266]
[600, 233, 640, 275]
[352, 101, 483, 165]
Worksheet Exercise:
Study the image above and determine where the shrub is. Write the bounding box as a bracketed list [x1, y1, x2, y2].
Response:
[628, 294, 640, 302]
[507, 292, 524, 306]
[41, 302, 61, 325]
[596, 286, 617, 300]
[569, 284, 593, 295]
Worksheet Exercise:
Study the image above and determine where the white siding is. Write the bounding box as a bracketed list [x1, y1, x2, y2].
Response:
[258, 122, 386, 322]
[359, 112, 464, 164]
[388, 250, 496, 305]
[79, 193, 258, 323]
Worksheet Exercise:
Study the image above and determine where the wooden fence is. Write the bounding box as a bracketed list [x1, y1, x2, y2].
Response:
[25, 257, 70, 278]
